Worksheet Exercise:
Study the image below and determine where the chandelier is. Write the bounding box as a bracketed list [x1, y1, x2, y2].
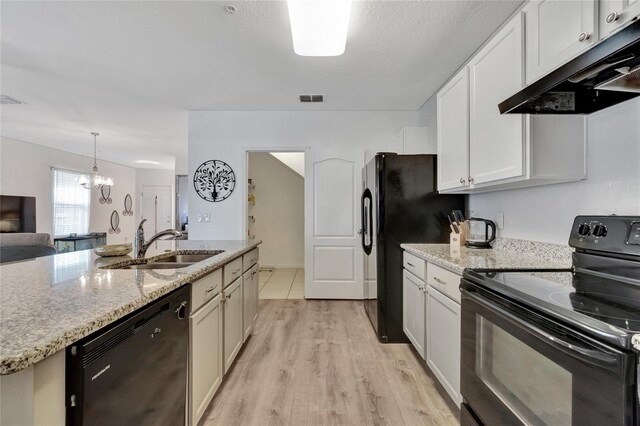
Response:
[80, 132, 113, 189]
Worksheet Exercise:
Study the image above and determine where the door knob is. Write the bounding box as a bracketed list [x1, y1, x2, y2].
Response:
[578, 32, 590, 42]
[357, 229, 363, 235]
[606, 11, 619, 24]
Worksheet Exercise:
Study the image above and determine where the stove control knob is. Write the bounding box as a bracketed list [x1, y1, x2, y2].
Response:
[577, 223, 591, 236]
[593, 224, 608, 237]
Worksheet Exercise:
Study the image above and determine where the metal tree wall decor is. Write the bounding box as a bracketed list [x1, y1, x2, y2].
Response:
[109, 210, 121, 234]
[122, 194, 133, 216]
[99, 185, 112, 204]
[193, 160, 236, 202]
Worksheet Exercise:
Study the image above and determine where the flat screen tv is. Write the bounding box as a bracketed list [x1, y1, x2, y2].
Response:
[0, 195, 36, 233]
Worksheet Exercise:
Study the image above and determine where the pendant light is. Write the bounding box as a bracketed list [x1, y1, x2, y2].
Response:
[80, 132, 113, 189]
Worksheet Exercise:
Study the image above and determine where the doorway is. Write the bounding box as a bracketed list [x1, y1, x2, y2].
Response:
[246, 151, 305, 299]
[140, 185, 172, 236]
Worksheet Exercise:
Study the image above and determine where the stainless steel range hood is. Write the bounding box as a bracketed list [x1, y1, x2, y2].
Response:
[499, 19, 640, 114]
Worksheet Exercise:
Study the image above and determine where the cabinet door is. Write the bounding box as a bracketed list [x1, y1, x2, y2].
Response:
[251, 264, 259, 323]
[190, 294, 222, 426]
[242, 270, 252, 341]
[223, 278, 243, 373]
[427, 288, 461, 406]
[525, 0, 597, 84]
[469, 13, 526, 185]
[437, 67, 470, 191]
[402, 270, 426, 358]
[599, 0, 640, 40]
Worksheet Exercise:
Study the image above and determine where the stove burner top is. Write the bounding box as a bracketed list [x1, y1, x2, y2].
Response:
[548, 290, 640, 326]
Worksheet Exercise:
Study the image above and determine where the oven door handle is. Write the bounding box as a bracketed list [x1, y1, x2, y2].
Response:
[462, 288, 622, 370]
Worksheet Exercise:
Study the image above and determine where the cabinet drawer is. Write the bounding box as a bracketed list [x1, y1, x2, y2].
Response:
[403, 251, 426, 281]
[427, 263, 462, 304]
[191, 269, 222, 314]
[242, 248, 259, 272]
[224, 257, 243, 288]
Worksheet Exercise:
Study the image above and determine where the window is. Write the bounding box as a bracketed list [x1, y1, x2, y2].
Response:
[53, 168, 90, 236]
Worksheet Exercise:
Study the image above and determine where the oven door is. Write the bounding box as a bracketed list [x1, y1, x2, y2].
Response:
[460, 281, 636, 426]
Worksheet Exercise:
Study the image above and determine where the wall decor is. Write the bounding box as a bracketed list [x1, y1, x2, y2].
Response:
[122, 194, 134, 216]
[109, 210, 121, 234]
[193, 159, 236, 202]
[99, 185, 112, 204]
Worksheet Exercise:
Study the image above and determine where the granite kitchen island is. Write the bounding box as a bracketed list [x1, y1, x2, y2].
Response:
[0, 239, 260, 425]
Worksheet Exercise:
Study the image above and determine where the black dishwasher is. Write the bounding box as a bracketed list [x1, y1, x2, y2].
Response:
[66, 286, 190, 426]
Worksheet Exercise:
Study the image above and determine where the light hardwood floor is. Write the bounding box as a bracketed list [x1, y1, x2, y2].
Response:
[202, 300, 459, 426]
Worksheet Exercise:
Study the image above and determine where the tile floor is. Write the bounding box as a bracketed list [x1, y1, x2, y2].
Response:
[259, 267, 304, 299]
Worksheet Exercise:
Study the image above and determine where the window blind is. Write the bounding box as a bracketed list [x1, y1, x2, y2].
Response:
[52, 168, 91, 236]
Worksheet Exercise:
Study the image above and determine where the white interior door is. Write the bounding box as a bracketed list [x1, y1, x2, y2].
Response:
[304, 149, 364, 299]
[141, 185, 172, 235]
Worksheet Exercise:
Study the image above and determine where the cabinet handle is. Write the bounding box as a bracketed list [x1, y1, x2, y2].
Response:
[433, 276, 447, 286]
[459, 178, 466, 184]
[468, 176, 474, 184]
[234, 268, 241, 275]
[578, 32, 590, 42]
[205, 286, 216, 293]
[407, 262, 415, 268]
[606, 11, 619, 23]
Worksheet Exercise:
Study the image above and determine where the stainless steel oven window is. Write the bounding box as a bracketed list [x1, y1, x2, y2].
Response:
[476, 314, 572, 426]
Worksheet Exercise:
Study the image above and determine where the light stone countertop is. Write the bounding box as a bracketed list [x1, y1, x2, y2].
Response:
[0, 239, 260, 375]
[401, 238, 573, 275]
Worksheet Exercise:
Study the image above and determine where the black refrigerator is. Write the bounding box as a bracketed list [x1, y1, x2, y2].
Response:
[362, 153, 465, 343]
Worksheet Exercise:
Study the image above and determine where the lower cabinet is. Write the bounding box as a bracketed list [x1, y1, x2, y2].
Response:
[242, 264, 260, 342]
[189, 294, 223, 426]
[402, 269, 427, 358]
[223, 277, 244, 373]
[426, 286, 462, 406]
[402, 250, 462, 407]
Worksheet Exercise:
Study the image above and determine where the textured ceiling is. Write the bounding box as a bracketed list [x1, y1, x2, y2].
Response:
[0, 1, 522, 168]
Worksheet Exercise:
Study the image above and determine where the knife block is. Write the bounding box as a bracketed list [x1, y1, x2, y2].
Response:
[450, 231, 466, 246]
[450, 221, 469, 246]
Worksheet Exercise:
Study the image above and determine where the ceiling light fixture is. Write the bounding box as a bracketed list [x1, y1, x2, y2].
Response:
[80, 133, 113, 189]
[135, 160, 159, 165]
[287, 0, 352, 57]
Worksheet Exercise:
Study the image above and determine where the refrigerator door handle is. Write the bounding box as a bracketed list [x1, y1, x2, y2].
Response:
[361, 188, 373, 255]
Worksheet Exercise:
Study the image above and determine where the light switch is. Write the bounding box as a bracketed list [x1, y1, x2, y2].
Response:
[197, 213, 211, 223]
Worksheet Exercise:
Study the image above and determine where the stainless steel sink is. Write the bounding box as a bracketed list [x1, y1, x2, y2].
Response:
[154, 252, 223, 263]
[115, 262, 194, 270]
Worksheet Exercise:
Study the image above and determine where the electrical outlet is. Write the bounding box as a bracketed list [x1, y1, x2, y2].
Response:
[496, 211, 504, 230]
[197, 213, 211, 223]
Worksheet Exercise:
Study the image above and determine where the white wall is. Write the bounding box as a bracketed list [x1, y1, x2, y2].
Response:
[419, 97, 640, 245]
[0, 137, 137, 244]
[248, 152, 304, 268]
[188, 111, 419, 240]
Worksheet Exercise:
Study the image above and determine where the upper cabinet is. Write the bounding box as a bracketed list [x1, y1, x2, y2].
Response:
[437, 8, 588, 194]
[398, 127, 434, 155]
[525, 0, 598, 84]
[437, 68, 470, 191]
[469, 14, 526, 185]
[599, 0, 640, 40]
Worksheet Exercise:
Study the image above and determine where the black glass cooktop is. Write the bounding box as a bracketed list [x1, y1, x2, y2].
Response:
[463, 268, 640, 350]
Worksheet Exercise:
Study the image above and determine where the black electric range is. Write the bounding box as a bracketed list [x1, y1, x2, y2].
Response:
[460, 216, 640, 426]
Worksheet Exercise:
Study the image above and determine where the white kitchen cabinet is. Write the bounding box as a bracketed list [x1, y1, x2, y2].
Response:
[437, 10, 587, 194]
[403, 269, 427, 358]
[524, 0, 597, 84]
[427, 284, 462, 407]
[189, 294, 223, 426]
[398, 127, 433, 155]
[469, 12, 526, 185]
[242, 267, 258, 341]
[437, 67, 470, 191]
[599, 0, 640, 40]
[223, 277, 243, 373]
[250, 264, 259, 324]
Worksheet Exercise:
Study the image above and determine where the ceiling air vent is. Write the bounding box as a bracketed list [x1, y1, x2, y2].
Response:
[0, 95, 24, 105]
[299, 94, 324, 103]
